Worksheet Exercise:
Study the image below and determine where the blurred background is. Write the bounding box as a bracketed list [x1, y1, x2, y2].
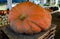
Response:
[0, 0, 60, 39]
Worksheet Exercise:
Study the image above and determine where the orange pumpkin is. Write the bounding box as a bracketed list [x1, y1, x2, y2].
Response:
[8, 2, 52, 34]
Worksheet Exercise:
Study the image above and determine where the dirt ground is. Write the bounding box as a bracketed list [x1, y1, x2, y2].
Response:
[52, 12, 60, 39]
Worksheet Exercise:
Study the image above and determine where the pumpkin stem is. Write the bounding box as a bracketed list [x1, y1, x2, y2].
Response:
[19, 14, 27, 21]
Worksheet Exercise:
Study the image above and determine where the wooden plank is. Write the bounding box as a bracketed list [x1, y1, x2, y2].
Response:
[38, 24, 56, 39]
[38, 28, 56, 39]
[44, 30, 56, 39]
[51, 10, 60, 14]
[1, 24, 56, 39]
[0, 30, 9, 39]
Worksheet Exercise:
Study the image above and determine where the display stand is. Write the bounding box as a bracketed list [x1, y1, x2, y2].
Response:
[1, 24, 56, 39]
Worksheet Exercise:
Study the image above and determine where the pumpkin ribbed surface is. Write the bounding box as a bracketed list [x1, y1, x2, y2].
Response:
[8, 2, 52, 34]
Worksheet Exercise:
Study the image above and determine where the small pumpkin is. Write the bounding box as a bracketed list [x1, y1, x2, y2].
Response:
[8, 2, 52, 34]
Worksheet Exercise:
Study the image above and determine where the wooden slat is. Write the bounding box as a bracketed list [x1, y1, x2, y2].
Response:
[1, 24, 56, 39]
[51, 10, 60, 14]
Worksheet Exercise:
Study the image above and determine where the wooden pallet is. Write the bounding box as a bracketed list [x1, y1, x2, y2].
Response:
[1, 24, 56, 39]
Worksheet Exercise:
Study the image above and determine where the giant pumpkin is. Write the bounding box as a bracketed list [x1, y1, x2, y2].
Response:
[8, 2, 52, 34]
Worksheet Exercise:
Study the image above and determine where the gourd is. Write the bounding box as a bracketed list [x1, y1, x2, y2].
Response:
[0, 10, 9, 26]
[8, 2, 52, 34]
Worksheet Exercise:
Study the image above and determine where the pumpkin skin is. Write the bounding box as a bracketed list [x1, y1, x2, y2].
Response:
[8, 2, 52, 34]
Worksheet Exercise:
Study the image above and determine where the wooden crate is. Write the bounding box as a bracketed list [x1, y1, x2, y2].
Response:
[1, 24, 56, 39]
